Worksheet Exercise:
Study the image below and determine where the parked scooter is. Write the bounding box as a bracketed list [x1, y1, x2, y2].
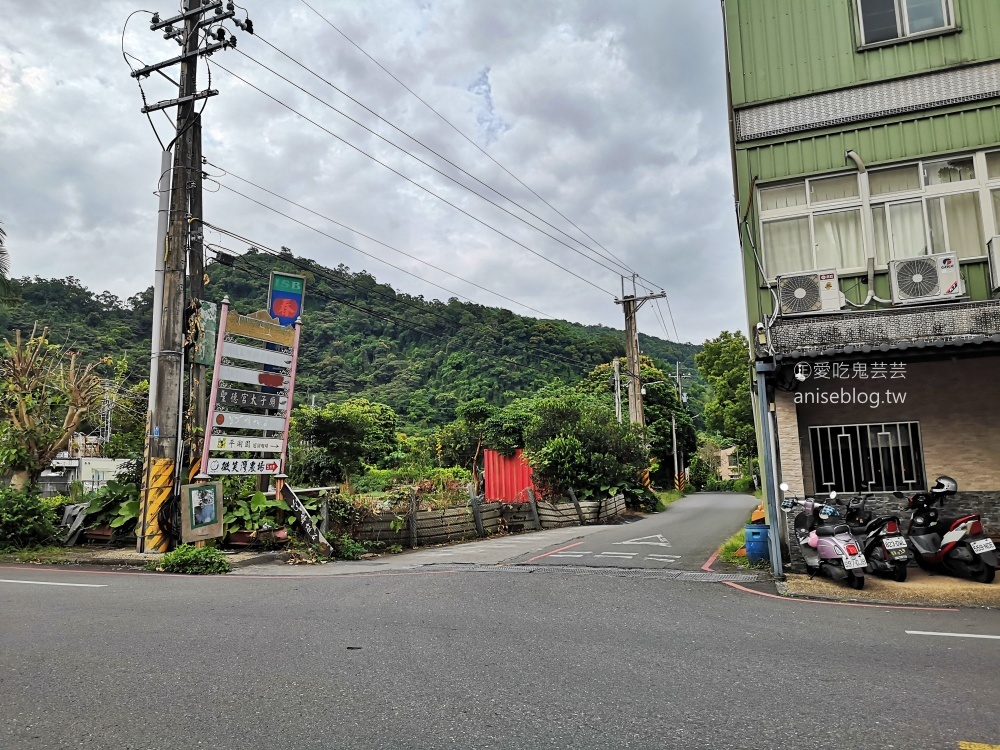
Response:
[779, 483, 866, 590]
[897, 476, 998, 583]
[839, 492, 910, 582]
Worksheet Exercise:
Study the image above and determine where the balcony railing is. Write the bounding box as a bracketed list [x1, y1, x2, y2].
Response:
[766, 299, 1000, 357]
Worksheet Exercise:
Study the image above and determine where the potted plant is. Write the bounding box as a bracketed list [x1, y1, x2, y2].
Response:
[223, 492, 291, 548]
[81, 480, 139, 544]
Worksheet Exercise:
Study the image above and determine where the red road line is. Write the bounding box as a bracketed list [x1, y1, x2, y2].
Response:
[522, 541, 584, 564]
[700, 552, 957, 612]
[721, 580, 958, 611]
[701, 549, 720, 572]
[0, 564, 459, 582]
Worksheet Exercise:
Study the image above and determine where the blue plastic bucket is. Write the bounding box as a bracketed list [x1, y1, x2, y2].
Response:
[744, 524, 770, 564]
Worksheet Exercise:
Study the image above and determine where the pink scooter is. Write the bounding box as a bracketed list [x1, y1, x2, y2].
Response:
[780, 483, 867, 590]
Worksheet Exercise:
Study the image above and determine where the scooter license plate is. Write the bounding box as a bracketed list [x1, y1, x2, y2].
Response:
[971, 538, 996, 554]
[843, 554, 867, 570]
[883, 536, 907, 550]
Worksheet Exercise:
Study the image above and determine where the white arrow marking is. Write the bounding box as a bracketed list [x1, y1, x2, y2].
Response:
[0, 579, 107, 588]
[613, 534, 672, 547]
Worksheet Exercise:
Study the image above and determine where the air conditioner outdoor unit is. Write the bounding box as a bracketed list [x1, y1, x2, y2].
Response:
[775, 269, 843, 316]
[888, 253, 964, 305]
[988, 236, 1000, 291]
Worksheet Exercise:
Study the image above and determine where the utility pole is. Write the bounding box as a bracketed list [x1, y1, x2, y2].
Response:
[672, 361, 691, 491]
[132, 0, 239, 553]
[612, 357, 622, 424]
[614, 276, 666, 429]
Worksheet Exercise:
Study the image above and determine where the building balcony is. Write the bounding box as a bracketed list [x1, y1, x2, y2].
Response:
[765, 298, 1000, 360]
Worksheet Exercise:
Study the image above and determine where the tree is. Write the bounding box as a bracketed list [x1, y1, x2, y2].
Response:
[695, 332, 756, 460]
[289, 398, 400, 487]
[0, 327, 104, 489]
[578, 356, 696, 484]
[0, 221, 14, 307]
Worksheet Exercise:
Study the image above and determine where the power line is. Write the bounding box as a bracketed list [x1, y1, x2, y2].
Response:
[295, 0, 645, 285]
[210, 59, 617, 297]
[207, 228, 601, 376]
[205, 162, 558, 320]
[241, 36, 635, 278]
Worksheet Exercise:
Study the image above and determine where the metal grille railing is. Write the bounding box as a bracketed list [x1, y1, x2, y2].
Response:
[808, 421, 925, 494]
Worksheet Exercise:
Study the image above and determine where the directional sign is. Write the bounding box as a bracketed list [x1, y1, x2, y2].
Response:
[612, 534, 672, 547]
[226, 310, 295, 346]
[213, 411, 286, 431]
[218, 365, 289, 390]
[216, 387, 285, 412]
[221, 341, 292, 369]
[209, 435, 284, 453]
[269, 271, 306, 326]
[207, 457, 281, 475]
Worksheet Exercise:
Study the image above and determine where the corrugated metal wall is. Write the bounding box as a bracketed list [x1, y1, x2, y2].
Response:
[727, 0, 1000, 106]
[483, 449, 535, 503]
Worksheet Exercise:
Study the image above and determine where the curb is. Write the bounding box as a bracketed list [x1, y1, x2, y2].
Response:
[774, 580, 971, 610]
[7, 550, 290, 570]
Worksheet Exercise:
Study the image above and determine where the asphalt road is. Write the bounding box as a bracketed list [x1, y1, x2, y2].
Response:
[2, 560, 998, 750]
[522, 492, 760, 570]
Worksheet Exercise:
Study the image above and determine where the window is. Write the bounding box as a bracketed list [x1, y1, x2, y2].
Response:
[809, 422, 925, 493]
[857, 0, 953, 46]
[758, 173, 864, 278]
[759, 149, 997, 281]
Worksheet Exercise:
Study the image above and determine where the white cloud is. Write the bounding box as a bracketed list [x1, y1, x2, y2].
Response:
[0, 0, 743, 344]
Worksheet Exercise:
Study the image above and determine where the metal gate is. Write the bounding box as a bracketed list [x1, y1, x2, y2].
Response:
[808, 421, 925, 494]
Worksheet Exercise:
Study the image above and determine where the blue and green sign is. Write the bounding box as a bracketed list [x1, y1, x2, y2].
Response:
[268, 272, 306, 327]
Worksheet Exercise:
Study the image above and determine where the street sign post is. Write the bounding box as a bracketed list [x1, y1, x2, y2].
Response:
[209, 435, 283, 453]
[268, 271, 306, 326]
[206, 457, 281, 475]
[216, 387, 285, 412]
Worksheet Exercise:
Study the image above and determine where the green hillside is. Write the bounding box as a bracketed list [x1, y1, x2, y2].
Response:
[1, 251, 700, 431]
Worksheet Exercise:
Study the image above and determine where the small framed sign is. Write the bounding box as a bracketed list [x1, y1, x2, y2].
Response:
[181, 482, 224, 543]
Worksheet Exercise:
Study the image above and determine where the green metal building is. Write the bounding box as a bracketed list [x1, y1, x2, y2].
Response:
[722, 0, 1000, 574]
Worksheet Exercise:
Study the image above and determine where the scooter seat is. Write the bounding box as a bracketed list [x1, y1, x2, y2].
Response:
[815, 525, 846, 537]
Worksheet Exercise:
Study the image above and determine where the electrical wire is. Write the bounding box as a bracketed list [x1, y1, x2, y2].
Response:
[295, 0, 648, 286]
[205, 162, 558, 320]
[121, 10, 166, 150]
[210, 60, 617, 297]
[199, 225, 602, 371]
[241, 37, 635, 279]
[212, 233, 598, 376]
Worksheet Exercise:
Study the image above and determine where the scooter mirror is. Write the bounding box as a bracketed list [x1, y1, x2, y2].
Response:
[779, 482, 789, 492]
[829, 491, 837, 500]
[892, 491, 905, 499]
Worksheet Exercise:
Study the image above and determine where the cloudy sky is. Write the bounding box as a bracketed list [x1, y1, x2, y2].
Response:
[0, 0, 741, 345]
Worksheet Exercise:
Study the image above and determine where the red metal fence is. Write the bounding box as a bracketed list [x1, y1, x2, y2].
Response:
[483, 448, 536, 502]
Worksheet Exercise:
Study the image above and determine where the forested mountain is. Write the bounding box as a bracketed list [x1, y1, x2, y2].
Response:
[1, 251, 700, 431]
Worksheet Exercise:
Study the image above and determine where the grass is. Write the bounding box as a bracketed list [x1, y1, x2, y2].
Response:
[654, 489, 687, 512]
[0, 545, 70, 564]
[715, 511, 771, 570]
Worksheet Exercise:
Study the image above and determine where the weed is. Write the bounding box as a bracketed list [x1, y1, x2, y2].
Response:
[330, 534, 367, 560]
[146, 544, 231, 575]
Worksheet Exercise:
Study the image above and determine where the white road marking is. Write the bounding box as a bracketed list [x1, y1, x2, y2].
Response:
[596, 552, 637, 559]
[549, 552, 591, 558]
[646, 554, 681, 562]
[906, 630, 1000, 640]
[0, 579, 107, 588]
[613, 534, 671, 547]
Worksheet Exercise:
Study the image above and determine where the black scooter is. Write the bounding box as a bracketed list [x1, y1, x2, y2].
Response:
[840, 493, 910, 582]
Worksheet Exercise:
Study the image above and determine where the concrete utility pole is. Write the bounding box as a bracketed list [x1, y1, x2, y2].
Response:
[133, 0, 238, 552]
[615, 276, 666, 429]
[613, 357, 622, 424]
[671, 361, 692, 490]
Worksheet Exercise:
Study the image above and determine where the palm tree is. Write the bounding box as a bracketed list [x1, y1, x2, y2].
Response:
[0, 220, 15, 307]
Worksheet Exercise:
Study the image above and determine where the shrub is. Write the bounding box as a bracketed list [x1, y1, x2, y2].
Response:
[146, 544, 231, 575]
[330, 533, 367, 560]
[0, 488, 59, 549]
[733, 477, 755, 493]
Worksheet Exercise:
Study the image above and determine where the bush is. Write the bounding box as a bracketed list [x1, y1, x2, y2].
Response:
[733, 477, 755, 493]
[330, 533, 367, 560]
[147, 544, 232, 575]
[0, 488, 59, 549]
[353, 466, 472, 494]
